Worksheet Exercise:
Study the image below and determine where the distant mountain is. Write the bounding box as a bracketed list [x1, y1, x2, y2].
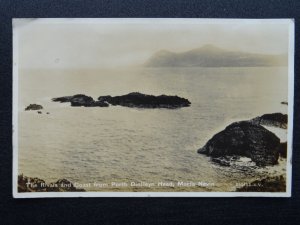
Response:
[144, 44, 287, 67]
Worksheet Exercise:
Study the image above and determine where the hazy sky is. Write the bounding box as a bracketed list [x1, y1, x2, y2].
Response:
[14, 19, 291, 69]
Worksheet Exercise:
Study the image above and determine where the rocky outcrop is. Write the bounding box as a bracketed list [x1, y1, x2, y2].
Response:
[52, 94, 109, 107]
[278, 142, 287, 158]
[198, 121, 281, 166]
[69, 94, 98, 107]
[251, 113, 288, 129]
[85, 100, 109, 107]
[18, 174, 85, 192]
[211, 157, 231, 167]
[236, 175, 286, 192]
[52, 96, 74, 103]
[53, 92, 191, 109]
[97, 92, 191, 108]
[25, 104, 43, 111]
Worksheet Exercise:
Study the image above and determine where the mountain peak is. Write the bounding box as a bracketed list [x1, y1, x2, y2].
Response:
[145, 45, 287, 67]
[201, 44, 219, 49]
[190, 44, 224, 53]
[154, 49, 174, 56]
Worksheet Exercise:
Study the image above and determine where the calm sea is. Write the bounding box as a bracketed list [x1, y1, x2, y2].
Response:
[17, 67, 288, 191]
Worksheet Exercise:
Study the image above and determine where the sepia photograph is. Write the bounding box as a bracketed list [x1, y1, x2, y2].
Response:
[13, 18, 294, 197]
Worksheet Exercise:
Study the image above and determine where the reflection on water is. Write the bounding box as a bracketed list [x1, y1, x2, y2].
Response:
[18, 67, 288, 191]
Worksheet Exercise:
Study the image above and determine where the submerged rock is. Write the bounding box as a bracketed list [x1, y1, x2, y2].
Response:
[97, 92, 191, 108]
[251, 113, 288, 129]
[25, 104, 43, 111]
[198, 121, 280, 166]
[236, 175, 286, 192]
[18, 174, 85, 192]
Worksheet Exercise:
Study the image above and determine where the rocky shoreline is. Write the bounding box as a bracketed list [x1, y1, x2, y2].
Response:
[18, 174, 85, 192]
[236, 175, 286, 192]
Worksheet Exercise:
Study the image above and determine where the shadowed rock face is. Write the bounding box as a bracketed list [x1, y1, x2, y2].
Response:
[198, 121, 280, 166]
[70, 94, 94, 107]
[25, 104, 43, 111]
[251, 113, 288, 129]
[52, 94, 109, 107]
[97, 92, 191, 108]
[278, 142, 287, 158]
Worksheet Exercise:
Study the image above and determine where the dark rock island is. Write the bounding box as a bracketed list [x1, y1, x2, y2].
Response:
[251, 113, 288, 129]
[98, 92, 191, 108]
[53, 92, 191, 109]
[25, 104, 43, 111]
[52, 94, 109, 107]
[198, 121, 280, 167]
[198, 111, 288, 169]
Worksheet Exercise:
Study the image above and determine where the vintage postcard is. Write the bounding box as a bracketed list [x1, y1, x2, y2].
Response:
[13, 19, 294, 197]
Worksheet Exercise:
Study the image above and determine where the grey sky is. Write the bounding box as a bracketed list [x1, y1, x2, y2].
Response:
[14, 19, 291, 69]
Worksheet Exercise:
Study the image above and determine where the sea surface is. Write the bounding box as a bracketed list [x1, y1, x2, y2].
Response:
[17, 67, 288, 191]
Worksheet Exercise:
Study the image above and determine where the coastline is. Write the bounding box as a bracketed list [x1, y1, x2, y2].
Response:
[18, 112, 288, 193]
